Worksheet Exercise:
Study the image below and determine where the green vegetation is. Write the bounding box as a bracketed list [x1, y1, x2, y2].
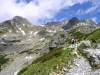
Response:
[18, 27, 100, 75]
[9, 40, 20, 42]
[86, 28, 100, 43]
[68, 28, 88, 41]
[33, 47, 63, 63]
[33, 44, 42, 49]
[60, 34, 65, 38]
[19, 50, 31, 54]
[67, 28, 100, 46]
[18, 47, 75, 75]
[0, 55, 9, 71]
[38, 30, 47, 35]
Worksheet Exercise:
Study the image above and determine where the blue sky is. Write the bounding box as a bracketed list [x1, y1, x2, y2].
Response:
[0, 0, 100, 25]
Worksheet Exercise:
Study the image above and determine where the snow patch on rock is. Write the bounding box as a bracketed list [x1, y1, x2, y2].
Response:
[40, 25, 45, 27]
[47, 30, 52, 33]
[3, 35, 7, 36]
[19, 28, 25, 35]
[25, 56, 33, 59]
[0, 42, 6, 44]
[53, 30, 56, 33]
[30, 31, 33, 35]
[40, 38, 45, 41]
[47, 30, 56, 33]
[34, 31, 38, 36]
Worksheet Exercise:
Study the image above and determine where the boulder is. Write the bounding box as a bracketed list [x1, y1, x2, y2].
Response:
[81, 40, 91, 47]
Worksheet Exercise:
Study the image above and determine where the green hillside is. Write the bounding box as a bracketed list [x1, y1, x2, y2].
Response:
[86, 28, 100, 41]
[18, 47, 76, 75]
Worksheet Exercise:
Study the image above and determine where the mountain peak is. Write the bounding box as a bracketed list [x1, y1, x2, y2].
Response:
[62, 17, 79, 30]
[11, 16, 32, 26]
[13, 16, 24, 20]
[69, 17, 79, 23]
[71, 17, 79, 21]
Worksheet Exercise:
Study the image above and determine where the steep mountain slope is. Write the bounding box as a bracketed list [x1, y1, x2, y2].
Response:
[0, 16, 69, 54]
[0, 16, 100, 75]
[17, 28, 100, 75]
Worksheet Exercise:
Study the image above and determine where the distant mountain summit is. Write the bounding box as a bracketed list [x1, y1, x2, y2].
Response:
[62, 17, 79, 30]
[2, 16, 32, 28]
[11, 16, 32, 27]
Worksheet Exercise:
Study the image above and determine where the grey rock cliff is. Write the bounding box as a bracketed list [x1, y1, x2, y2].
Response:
[62, 17, 79, 30]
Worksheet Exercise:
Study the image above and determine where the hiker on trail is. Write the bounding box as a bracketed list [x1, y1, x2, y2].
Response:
[71, 38, 75, 46]
[71, 38, 78, 47]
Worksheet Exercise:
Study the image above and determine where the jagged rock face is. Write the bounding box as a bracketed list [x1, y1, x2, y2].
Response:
[45, 22, 59, 26]
[45, 21, 67, 32]
[78, 19, 96, 26]
[73, 19, 97, 34]
[62, 17, 79, 30]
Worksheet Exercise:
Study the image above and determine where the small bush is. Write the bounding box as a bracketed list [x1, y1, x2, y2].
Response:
[19, 50, 29, 54]
[9, 40, 20, 42]
[41, 49, 62, 62]
[0, 55, 9, 71]
[60, 34, 65, 38]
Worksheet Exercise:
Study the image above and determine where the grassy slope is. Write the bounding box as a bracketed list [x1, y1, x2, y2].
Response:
[18, 47, 76, 75]
[68, 28, 88, 41]
[86, 28, 100, 40]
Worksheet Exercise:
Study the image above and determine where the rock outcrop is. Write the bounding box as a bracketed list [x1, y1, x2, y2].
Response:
[62, 17, 79, 30]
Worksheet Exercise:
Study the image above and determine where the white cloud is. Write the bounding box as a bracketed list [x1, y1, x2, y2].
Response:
[0, 0, 89, 25]
[85, 5, 98, 14]
[91, 17, 97, 23]
[77, 0, 100, 15]
[77, 9, 84, 15]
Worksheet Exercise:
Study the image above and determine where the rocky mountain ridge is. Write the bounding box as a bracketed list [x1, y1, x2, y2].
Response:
[0, 15, 99, 57]
[0, 16, 100, 75]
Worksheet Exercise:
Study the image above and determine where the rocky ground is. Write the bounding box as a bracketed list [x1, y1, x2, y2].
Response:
[61, 43, 100, 75]
[0, 53, 39, 75]
[65, 57, 100, 75]
[1, 41, 100, 75]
